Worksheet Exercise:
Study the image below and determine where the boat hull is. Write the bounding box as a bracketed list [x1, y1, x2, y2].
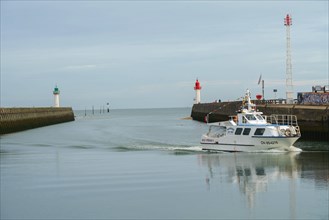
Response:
[201, 136, 301, 152]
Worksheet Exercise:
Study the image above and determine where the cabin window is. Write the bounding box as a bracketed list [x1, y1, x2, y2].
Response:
[235, 128, 243, 135]
[255, 114, 264, 120]
[246, 114, 257, 121]
[254, 128, 265, 136]
[243, 128, 251, 135]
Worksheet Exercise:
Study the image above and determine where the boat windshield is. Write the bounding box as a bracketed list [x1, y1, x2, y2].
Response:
[245, 114, 257, 121]
[255, 114, 264, 120]
[241, 113, 266, 125]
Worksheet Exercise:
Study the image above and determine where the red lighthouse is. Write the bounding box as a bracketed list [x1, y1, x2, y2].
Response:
[194, 79, 202, 104]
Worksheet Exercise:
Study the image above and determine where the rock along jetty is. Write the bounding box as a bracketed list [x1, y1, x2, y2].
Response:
[0, 107, 75, 135]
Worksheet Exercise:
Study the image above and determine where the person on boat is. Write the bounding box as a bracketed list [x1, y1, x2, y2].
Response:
[233, 116, 238, 123]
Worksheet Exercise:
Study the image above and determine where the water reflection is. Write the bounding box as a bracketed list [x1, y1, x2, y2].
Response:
[198, 152, 328, 209]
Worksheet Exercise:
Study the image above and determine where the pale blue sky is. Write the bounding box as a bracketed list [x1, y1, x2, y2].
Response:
[1, 1, 328, 109]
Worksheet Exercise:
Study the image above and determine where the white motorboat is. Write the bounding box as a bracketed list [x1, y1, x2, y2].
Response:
[201, 90, 301, 152]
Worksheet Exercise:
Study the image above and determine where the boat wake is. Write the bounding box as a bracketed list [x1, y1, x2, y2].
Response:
[112, 142, 302, 154]
[112, 142, 204, 153]
[287, 145, 303, 152]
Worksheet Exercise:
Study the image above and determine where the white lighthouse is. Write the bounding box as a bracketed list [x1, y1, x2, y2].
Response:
[194, 79, 202, 104]
[53, 85, 60, 107]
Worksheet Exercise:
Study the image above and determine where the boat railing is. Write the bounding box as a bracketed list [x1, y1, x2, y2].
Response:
[265, 114, 299, 126]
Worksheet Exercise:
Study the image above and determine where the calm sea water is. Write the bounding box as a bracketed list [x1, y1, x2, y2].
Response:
[1, 108, 328, 219]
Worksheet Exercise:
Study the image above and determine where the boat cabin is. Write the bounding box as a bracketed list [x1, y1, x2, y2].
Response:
[229, 112, 267, 126]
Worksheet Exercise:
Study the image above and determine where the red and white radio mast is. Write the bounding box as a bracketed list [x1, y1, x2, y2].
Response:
[284, 14, 294, 104]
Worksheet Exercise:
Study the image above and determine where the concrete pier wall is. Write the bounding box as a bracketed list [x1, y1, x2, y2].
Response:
[191, 102, 329, 141]
[0, 107, 75, 135]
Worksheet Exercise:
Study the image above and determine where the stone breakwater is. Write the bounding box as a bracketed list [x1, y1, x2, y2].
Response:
[0, 107, 75, 135]
[191, 102, 329, 141]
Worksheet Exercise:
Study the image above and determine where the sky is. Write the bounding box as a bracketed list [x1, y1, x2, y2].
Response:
[1, 1, 328, 110]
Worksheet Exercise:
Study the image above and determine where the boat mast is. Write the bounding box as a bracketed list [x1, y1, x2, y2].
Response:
[244, 89, 254, 111]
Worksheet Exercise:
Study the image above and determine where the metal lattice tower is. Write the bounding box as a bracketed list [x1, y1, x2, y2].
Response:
[284, 14, 294, 104]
